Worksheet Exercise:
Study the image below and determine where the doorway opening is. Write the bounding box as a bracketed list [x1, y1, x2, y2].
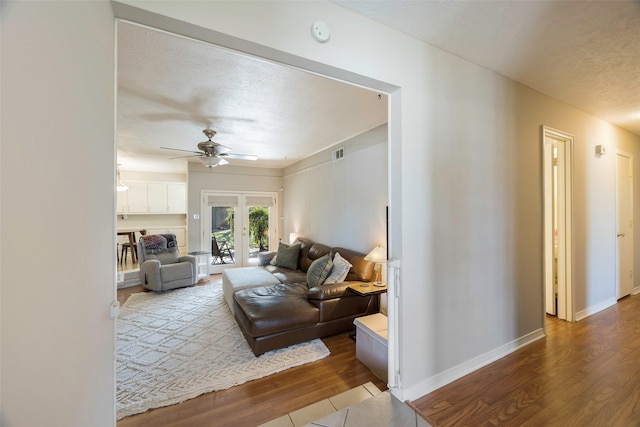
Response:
[113, 4, 401, 412]
[202, 191, 278, 274]
[542, 126, 574, 322]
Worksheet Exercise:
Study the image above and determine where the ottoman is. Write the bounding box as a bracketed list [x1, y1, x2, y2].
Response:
[354, 313, 388, 382]
[233, 283, 319, 356]
[222, 267, 281, 313]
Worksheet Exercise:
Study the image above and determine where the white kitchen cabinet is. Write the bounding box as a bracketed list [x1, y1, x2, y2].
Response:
[147, 183, 168, 213]
[127, 183, 149, 213]
[116, 191, 127, 214]
[167, 183, 186, 213]
[117, 182, 186, 214]
[167, 227, 186, 246]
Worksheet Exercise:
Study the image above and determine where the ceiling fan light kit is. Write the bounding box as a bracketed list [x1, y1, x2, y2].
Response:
[200, 156, 229, 168]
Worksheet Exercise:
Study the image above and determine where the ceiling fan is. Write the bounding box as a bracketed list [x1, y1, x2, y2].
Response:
[161, 129, 258, 168]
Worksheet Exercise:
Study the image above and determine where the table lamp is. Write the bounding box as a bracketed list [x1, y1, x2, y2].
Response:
[364, 245, 387, 287]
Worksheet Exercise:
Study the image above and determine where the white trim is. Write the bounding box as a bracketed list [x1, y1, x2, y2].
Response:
[399, 329, 545, 402]
[542, 126, 575, 322]
[574, 297, 617, 321]
[632, 286, 640, 296]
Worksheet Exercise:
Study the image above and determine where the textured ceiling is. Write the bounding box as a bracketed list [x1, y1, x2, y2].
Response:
[333, 0, 640, 136]
[119, 2, 640, 173]
[117, 21, 388, 172]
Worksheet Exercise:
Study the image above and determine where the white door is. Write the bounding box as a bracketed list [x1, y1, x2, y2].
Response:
[616, 152, 633, 299]
[202, 192, 278, 274]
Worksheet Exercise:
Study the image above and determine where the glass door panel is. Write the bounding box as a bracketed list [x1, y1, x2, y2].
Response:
[203, 192, 277, 272]
[210, 205, 237, 267]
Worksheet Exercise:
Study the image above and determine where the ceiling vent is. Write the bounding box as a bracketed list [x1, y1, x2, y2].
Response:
[333, 147, 344, 161]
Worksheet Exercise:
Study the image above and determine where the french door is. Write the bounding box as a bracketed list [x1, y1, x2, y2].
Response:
[201, 191, 278, 274]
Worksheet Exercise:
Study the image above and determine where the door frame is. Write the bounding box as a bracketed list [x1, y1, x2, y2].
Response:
[615, 150, 633, 298]
[113, 3, 401, 402]
[201, 190, 278, 274]
[542, 126, 574, 322]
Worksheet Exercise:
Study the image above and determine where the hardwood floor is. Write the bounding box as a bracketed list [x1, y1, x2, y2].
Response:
[412, 295, 640, 426]
[116, 277, 387, 427]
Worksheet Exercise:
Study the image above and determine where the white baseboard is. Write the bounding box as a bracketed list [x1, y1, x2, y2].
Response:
[399, 328, 545, 402]
[574, 297, 616, 321]
[632, 286, 640, 296]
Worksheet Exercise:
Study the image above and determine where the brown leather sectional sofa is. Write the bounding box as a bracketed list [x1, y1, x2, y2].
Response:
[231, 237, 378, 356]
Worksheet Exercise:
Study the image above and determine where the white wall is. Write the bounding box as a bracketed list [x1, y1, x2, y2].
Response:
[186, 163, 283, 252]
[283, 124, 388, 253]
[1, 2, 116, 426]
[115, 0, 640, 401]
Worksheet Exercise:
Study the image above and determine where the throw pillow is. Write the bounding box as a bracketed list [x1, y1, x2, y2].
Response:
[306, 254, 334, 288]
[274, 242, 301, 270]
[323, 252, 352, 284]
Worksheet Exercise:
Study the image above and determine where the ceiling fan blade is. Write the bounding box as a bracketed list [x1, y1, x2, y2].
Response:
[221, 153, 258, 161]
[169, 154, 203, 160]
[212, 143, 232, 154]
[161, 146, 203, 155]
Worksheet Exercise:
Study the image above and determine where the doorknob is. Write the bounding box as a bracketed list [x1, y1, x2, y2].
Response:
[618, 233, 626, 237]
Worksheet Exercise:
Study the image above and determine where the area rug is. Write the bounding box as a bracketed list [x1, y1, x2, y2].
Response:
[116, 284, 330, 419]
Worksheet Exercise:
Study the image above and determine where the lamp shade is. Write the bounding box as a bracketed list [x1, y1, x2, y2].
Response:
[364, 246, 386, 263]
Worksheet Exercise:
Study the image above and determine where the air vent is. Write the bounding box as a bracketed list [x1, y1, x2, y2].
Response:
[333, 147, 344, 161]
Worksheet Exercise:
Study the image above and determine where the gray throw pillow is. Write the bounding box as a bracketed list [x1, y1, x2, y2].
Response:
[323, 252, 352, 284]
[306, 254, 333, 288]
[274, 242, 301, 270]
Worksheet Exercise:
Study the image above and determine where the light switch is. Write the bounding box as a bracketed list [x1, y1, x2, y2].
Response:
[193, 214, 200, 220]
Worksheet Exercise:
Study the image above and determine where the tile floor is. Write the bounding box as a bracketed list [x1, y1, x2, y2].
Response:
[258, 383, 432, 427]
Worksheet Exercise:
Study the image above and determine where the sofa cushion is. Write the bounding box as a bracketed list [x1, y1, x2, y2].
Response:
[273, 242, 301, 270]
[263, 266, 307, 284]
[306, 254, 333, 288]
[299, 239, 332, 272]
[233, 283, 318, 337]
[324, 252, 352, 284]
[333, 248, 375, 282]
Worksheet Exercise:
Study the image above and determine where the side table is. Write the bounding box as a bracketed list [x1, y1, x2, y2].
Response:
[347, 283, 387, 313]
[347, 283, 387, 341]
[188, 251, 210, 282]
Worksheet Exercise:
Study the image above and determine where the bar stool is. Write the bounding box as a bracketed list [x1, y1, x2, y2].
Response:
[120, 240, 137, 264]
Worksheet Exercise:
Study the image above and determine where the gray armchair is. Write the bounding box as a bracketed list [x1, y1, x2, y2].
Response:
[137, 234, 196, 292]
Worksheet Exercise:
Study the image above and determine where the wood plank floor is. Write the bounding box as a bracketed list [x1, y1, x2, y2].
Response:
[412, 295, 640, 426]
[116, 276, 387, 427]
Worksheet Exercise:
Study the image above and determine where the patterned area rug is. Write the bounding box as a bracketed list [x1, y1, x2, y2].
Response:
[116, 284, 330, 419]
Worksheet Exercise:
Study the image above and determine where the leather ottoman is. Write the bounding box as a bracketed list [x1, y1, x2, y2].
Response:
[223, 267, 281, 314]
[233, 283, 320, 355]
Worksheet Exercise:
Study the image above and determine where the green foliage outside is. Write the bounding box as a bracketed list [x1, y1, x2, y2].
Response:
[210, 206, 269, 252]
[249, 206, 269, 251]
